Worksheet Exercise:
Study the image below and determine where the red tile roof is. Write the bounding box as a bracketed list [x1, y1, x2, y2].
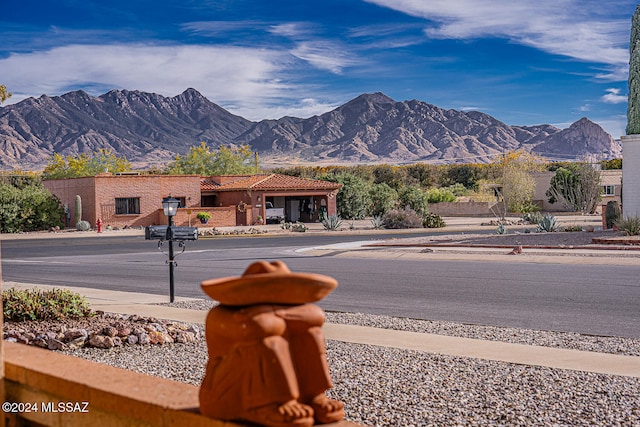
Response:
[201, 174, 342, 192]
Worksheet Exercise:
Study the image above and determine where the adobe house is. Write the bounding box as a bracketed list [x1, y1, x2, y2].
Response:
[43, 173, 341, 228]
[200, 174, 342, 226]
[531, 170, 622, 212]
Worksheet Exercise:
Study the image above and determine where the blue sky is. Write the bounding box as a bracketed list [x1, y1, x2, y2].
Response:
[1, 1, 636, 138]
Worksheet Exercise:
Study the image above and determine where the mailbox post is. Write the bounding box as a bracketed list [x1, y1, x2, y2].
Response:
[145, 197, 198, 303]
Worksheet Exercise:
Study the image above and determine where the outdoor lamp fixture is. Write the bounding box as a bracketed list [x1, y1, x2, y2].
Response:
[145, 196, 197, 303]
[162, 196, 180, 302]
[162, 196, 180, 220]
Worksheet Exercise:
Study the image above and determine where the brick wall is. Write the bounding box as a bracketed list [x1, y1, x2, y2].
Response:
[161, 207, 236, 227]
[45, 175, 205, 228]
[43, 177, 96, 228]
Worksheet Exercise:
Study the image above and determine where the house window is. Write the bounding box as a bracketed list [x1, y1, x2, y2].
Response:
[603, 185, 616, 196]
[115, 197, 140, 215]
[163, 196, 186, 207]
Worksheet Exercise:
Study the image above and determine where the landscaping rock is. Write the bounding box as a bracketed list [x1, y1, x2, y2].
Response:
[2, 312, 204, 351]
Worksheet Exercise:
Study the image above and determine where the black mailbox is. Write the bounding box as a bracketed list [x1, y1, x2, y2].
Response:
[145, 225, 168, 240]
[167, 226, 198, 241]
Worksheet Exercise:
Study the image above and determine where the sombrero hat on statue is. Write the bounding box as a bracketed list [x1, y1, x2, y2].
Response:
[200, 260, 338, 306]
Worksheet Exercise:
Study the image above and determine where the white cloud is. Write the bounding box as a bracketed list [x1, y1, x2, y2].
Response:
[290, 42, 360, 74]
[601, 88, 627, 104]
[233, 98, 340, 121]
[0, 44, 294, 107]
[0, 43, 344, 121]
[592, 115, 627, 138]
[364, 0, 630, 79]
[268, 23, 316, 38]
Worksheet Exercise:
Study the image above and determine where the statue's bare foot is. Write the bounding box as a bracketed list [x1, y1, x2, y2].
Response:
[309, 394, 345, 424]
[244, 400, 314, 427]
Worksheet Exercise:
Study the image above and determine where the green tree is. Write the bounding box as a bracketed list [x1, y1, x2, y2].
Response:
[405, 163, 437, 188]
[167, 142, 258, 175]
[369, 182, 398, 217]
[601, 158, 622, 170]
[546, 163, 601, 214]
[439, 164, 482, 190]
[0, 183, 64, 233]
[371, 164, 407, 190]
[323, 173, 371, 220]
[42, 149, 131, 179]
[398, 186, 430, 217]
[497, 151, 545, 212]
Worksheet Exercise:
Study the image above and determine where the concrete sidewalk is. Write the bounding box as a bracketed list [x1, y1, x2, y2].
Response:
[4, 281, 639, 379]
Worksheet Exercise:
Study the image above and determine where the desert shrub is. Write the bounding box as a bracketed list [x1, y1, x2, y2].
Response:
[423, 212, 446, 228]
[512, 201, 540, 213]
[321, 214, 343, 231]
[281, 221, 308, 232]
[0, 183, 65, 233]
[426, 187, 456, 203]
[444, 183, 468, 197]
[615, 215, 640, 235]
[3, 288, 93, 321]
[323, 173, 372, 220]
[561, 225, 584, 232]
[369, 182, 398, 217]
[382, 207, 423, 229]
[522, 212, 544, 225]
[398, 186, 430, 217]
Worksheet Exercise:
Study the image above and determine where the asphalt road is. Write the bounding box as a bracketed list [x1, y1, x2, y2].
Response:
[2, 233, 639, 338]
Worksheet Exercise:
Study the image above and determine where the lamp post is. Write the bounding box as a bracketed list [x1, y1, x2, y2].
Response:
[162, 196, 180, 303]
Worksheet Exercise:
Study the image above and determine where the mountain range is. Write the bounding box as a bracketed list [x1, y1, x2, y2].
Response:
[0, 88, 621, 170]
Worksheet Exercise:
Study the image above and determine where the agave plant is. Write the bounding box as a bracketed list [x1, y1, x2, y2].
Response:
[370, 215, 384, 229]
[537, 214, 560, 233]
[321, 214, 343, 231]
[615, 215, 640, 235]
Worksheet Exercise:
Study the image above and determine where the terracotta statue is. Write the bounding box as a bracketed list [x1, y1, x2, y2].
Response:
[199, 260, 345, 427]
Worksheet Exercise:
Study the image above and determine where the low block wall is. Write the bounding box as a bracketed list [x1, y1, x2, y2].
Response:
[429, 201, 498, 216]
[159, 207, 236, 227]
[3, 342, 363, 427]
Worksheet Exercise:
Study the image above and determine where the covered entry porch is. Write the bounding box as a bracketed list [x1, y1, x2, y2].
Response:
[264, 193, 331, 223]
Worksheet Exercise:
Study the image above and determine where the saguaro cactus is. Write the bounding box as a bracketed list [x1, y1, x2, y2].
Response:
[628, 5, 640, 134]
[74, 195, 82, 225]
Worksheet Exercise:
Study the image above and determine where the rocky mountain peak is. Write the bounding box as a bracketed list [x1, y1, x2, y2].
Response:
[0, 89, 621, 169]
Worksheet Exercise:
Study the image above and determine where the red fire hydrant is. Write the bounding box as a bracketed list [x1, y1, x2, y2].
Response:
[96, 218, 103, 233]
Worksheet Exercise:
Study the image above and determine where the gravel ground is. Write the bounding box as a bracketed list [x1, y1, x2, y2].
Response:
[51, 301, 640, 427]
[61, 333, 640, 427]
[159, 299, 640, 357]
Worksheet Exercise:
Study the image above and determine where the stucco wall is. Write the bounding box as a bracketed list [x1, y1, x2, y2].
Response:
[428, 200, 498, 216]
[623, 136, 640, 217]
